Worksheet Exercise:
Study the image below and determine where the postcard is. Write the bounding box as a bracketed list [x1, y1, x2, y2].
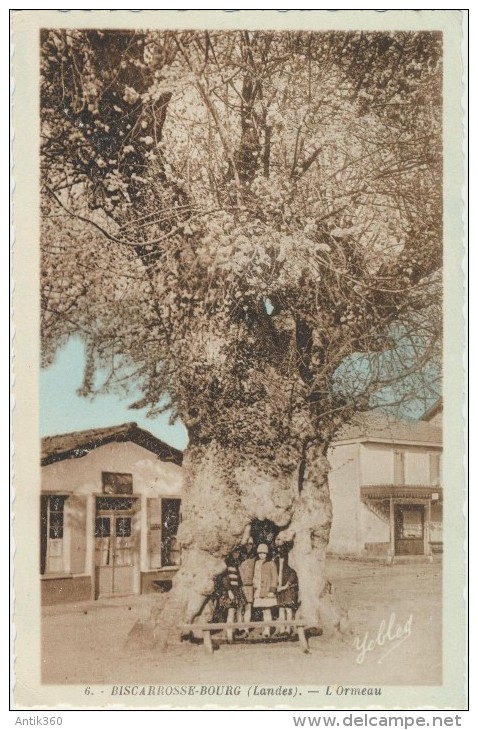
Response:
[11, 9, 467, 710]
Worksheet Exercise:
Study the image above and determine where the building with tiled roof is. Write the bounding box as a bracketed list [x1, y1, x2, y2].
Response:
[41, 423, 183, 606]
[40, 401, 443, 606]
[334, 411, 442, 447]
[327, 403, 443, 560]
[41, 422, 182, 466]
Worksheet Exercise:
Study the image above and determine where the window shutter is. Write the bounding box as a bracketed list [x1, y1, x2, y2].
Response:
[40, 496, 48, 575]
[430, 453, 441, 485]
[394, 450, 405, 485]
[67, 495, 88, 574]
[161, 498, 181, 566]
[147, 498, 162, 569]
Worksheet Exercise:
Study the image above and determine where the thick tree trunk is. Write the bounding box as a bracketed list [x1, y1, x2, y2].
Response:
[288, 443, 346, 634]
[127, 438, 345, 650]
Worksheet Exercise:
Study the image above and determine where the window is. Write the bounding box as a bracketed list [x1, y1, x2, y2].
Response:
[116, 516, 132, 538]
[95, 516, 111, 538]
[429, 453, 441, 485]
[393, 451, 405, 485]
[102, 472, 133, 495]
[96, 496, 133, 511]
[161, 498, 181, 567]
[148, 498, 181, 569]
[40, 495, 67, 575]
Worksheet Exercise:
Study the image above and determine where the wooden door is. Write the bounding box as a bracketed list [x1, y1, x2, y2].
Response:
[394, 504, 425, 555]
[94, 497, 137, 598]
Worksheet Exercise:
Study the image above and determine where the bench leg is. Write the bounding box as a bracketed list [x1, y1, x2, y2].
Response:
[203, 630, 214, 654]
[226, 608, 235, 643]
[297, 626, 309, 653]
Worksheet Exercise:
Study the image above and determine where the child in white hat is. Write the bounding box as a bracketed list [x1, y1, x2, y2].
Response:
[252, 543, 278, 638]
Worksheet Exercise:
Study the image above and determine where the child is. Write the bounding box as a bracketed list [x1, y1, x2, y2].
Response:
[219, 546, 246, 642]
[252, 543, 278, 638]
[274, 534, 299, 635]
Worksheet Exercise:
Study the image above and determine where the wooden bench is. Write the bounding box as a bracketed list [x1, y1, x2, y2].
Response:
[179, 620, 310, 654]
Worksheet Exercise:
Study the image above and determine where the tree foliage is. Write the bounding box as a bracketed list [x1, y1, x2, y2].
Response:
[41, 29, 442, 466]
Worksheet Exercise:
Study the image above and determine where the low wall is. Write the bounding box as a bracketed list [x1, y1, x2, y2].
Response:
[41, 576, 92, 605]
[141, 568, 180, 594]
[364, 542, 390, 556]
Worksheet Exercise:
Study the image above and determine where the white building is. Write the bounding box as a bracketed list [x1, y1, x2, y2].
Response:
[40, 405, 443, 604]
[327, 407, 442, 560]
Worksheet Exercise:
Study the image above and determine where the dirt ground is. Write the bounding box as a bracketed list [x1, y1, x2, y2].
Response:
[41, 557, 441, 687]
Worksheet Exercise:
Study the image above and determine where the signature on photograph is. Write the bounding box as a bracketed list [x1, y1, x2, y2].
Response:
[353, 613, 413, 665]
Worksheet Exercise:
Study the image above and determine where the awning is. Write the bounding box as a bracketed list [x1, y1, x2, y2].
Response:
[361, 485, 442, 501]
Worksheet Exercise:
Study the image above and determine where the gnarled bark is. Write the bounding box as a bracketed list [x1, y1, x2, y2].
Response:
[128, 437, 345, 650]
[288, 443, 347, 633]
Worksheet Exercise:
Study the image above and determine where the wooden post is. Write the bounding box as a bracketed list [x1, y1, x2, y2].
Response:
[389, 497, 395, 564]
[203, 630, 214, 655]
[297, 626, 309, 653]
[425, 499, 432, 561]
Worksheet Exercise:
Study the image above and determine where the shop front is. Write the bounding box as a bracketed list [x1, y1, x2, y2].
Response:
[40, 423, 183, 605]
[360, 485, 443, 560]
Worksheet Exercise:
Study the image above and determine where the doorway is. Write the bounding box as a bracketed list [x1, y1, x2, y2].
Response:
[394, 504, 425, 556]
[94, 496, 138, 598]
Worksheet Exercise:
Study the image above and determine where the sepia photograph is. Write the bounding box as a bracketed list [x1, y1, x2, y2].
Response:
[12, 9, 466, 710]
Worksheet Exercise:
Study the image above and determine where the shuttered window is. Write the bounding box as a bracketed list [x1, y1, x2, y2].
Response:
[147, 498, 163, 569]
[147, 498, 181, 569]
[40, 495, 67, 575]
[430, 453, 441, 485]
[161, 498, 181, 567]
[393, 451, 405, 485]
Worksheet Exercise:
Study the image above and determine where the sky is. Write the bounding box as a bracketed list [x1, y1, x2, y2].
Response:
[40, 337, 188, 450]
[40, 333, 437, 451]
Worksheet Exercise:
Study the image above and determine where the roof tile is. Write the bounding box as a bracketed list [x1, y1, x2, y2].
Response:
[334, 411, 442, 445]
[41, 423, 183, 466]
